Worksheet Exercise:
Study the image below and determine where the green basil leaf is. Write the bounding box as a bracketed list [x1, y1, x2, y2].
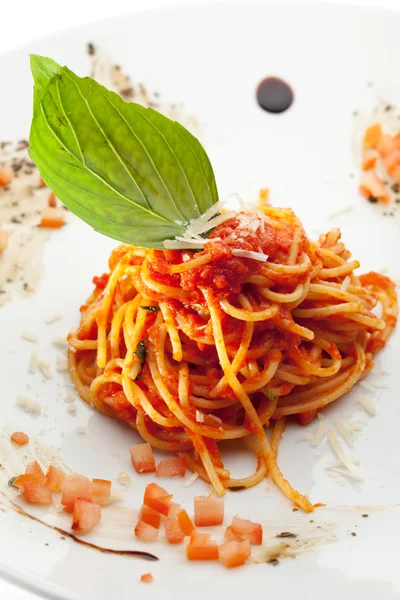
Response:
[135, 340, 147, 365]
[29, 55, 219, 248]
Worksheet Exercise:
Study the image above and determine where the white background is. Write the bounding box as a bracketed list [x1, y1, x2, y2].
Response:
[1, 0, 399, 597]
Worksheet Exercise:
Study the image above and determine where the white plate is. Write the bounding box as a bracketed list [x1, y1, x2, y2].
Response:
[1, 2, 400, 599]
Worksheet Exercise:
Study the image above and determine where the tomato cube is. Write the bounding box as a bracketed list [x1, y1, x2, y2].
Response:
[72, 499, 101, 534]
[92, 479, 111, 506]
[134, 520, 158, 542]
[61, 474, 92, 512]
[194, 495, 224, 527]
[130, 443, 156, 473]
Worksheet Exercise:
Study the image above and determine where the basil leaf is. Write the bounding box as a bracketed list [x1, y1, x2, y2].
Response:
[29, 55, 219, 248]
[141, 305, 161, 312]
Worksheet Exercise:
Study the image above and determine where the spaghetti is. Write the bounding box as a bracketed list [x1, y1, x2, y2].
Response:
[68, 205, 398, 512]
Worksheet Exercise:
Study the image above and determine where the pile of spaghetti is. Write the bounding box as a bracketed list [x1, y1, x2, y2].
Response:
[68, 204, 398, 512]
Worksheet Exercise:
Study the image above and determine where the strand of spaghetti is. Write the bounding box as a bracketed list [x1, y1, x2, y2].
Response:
[68, 337, 98, 351]
[159, 302, 183, 361]
[191, 433, 226, 496]
[271, 417, 286, 458]
[178, 363, 190, 408]
[136, 411, 192, 451]
[109, 302, 129, 358]
[140, 260, 190, 299]
[165, 252, 213, 274]
[241, 351, 281, 392]
[96, 261, 124, 368]
[288, 336, 342, 377]
[202, 287, 314, 512]
[259, 283, 305, 304]
[318, 261, 360, 279]
[287, 227, 300, 265]
[220, 298, 279, 321]
[210, 294, 254, 396]
[147, 345, 247, 440]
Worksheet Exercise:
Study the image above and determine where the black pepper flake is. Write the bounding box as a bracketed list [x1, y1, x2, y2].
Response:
[11, 161, 23, 173]
[391, 183, 399, 193]
[362, 513, 369, 518]
[309, 520, 314, 523]
[351, 532, 357, 536]
[120, 87, 134, 97]
[396, 198, 400, 203]
[8, 476, 18, 488]
[276, 532, 297, 539]
[87, 42, 96, 56]
[352, 110, 358, 117]
[60, 536, 66, 540]
[45, 543, 49, 546]
[292, 508, 299, 512]
[10, 216, 21, 224]
[368, 196, 378, 203]
[141, 305, 160, 312]
[20, 212, 26, 218]
[267, 558, 279, 566]
[385, 104, 393, 112]
[0, 290, 6, 295]
[390, 212, 394, 216]
[23, 283, 28, 290]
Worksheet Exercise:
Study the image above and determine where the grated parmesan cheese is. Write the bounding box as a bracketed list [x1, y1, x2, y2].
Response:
[231, 249, 269, 262]
[16, 395, 41, 414]
[56, 357, 68, 372]
[64, 391, 75, 403]
[28, 350, 39, 374]
[38, 360, 52, 379]
[52, 337, 68, 348]
[45, 313, 62, 325]
[195, 410, 204, 423]
[183, 472, 199, 487]
[118, 472, 132, 487]
[327, 428, 363, 480]
[21, 331, 37, 342]
[333, 416, 354, 447]
[357, 394, 377, 416]
[75, 426, 87, 434]
[359, 381, 376, 393]
[311, 413, 326, 447]
[110, 489, 125, 503]
[67, 402, 77, 414]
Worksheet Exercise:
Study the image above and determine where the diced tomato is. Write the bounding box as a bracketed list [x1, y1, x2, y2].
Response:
[363, 123, 382, 149]
[26, 460, 45, 476]
[156, 456, 186, 478]
[22, 481, 53, 504]
[92, 273, 109, 289]
[134, 520, 159, 542]
[383, 150, 400, 175]
[227, 516, 263, 545]
[376, 133, 397, 157]
[164, 518, 184, 544]
[143, 482, 173, 516]
[218, 540, 251, 569]
[39, 207, 64, 228]
[10, 432, 29, 446]
[72, 499, 101, 534]
[140, 505, 161, 529]
[92, 479, 111, 506]
[186, 531, 218, 561]
[177, 509, 195, 536]
[359, 172, 389, 204]
[296, 409, 317, 426]
[165, 502, 180, 518]
[13, 473, 44, 490]
[61, 473, 93, 512]
[194, 495, 224, 527]
[140, 573, 154, 584]
[130, 443, 156, 473]
[0, 166, 14, 187]
[45, 465, 66, 492]
[362, 149, 379, 171]
[48, 191, 57, 207]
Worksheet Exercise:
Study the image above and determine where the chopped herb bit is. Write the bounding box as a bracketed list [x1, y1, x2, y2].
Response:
[362, 513, 369, 518]
[135, 340, 147, 365]
[8, 476, 18, 488]
[264, 386, 276, 403]
[267, 558, 279, 566]
[368, 196, 378, 204]
[309, 520, 314, 523]
[292, 508, 299, 512]
[141, 306, 160, 312]
[276, 532, 297, 539]
[87, 42, 96, 56]
[351, 532, 357, 536]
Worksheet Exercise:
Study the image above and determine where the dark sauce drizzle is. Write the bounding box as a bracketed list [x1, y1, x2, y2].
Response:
[10, 499, 158, 561]
[256, 77, 294, 114]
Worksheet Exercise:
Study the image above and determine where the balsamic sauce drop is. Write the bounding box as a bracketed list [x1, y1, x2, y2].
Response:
[256, 77, 294, 114]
